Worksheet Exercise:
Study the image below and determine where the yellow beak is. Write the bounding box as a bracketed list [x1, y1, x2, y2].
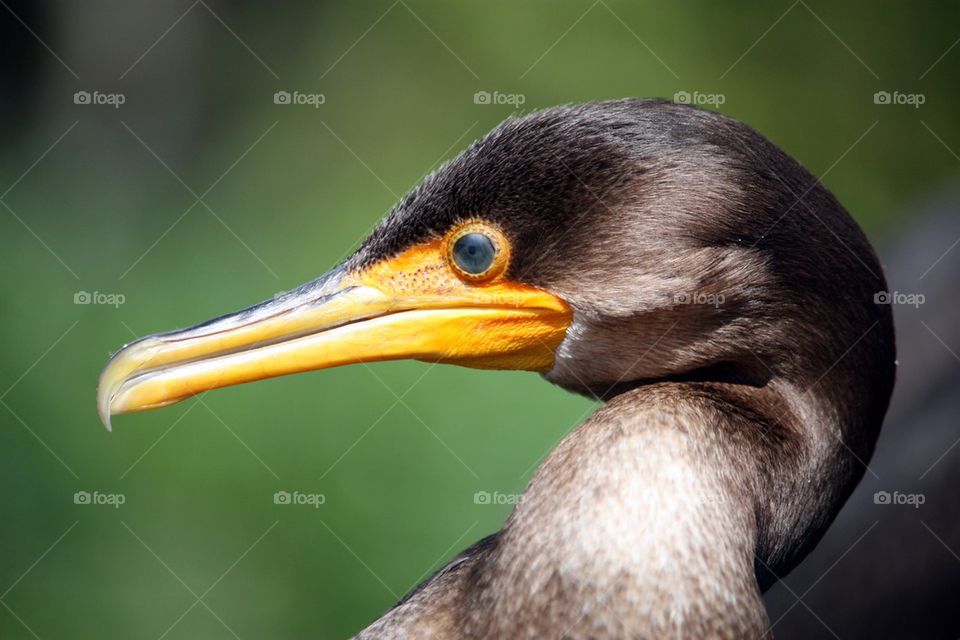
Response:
[97, 240, 571, 430]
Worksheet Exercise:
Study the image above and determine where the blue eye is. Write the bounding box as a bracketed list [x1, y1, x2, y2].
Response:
[452, 232, 496, 275]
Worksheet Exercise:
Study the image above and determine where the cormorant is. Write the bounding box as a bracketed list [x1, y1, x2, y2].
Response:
[98, 99, 896, 638]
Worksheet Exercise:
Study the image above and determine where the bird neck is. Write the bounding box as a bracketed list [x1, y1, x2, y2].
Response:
[466, 382, 788, 638]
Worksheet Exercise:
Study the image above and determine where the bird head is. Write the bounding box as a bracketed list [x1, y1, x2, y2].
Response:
[98, 99, 894, 434]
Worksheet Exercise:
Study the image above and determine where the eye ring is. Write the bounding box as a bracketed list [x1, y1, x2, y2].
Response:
[446, 222, 510, 282]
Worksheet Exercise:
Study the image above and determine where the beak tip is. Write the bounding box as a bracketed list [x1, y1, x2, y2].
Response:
[97, 391, 113, 431]
[97, 359, 122, 432]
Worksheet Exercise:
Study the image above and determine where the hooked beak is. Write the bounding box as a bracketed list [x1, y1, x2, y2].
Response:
[97, 240, 572, 430]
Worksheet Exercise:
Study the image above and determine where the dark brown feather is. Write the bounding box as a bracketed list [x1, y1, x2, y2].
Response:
[346, 99, 895, 638]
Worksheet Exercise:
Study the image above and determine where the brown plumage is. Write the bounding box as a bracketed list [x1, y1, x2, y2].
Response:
[100, 99, 896, 638]
[351, 99, 895, 637]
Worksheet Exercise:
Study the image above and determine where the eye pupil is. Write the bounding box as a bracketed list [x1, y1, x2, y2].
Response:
[452, 233, 496, 275]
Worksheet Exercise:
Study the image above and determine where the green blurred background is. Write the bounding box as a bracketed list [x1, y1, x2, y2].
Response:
[1, 1, 957, 637]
